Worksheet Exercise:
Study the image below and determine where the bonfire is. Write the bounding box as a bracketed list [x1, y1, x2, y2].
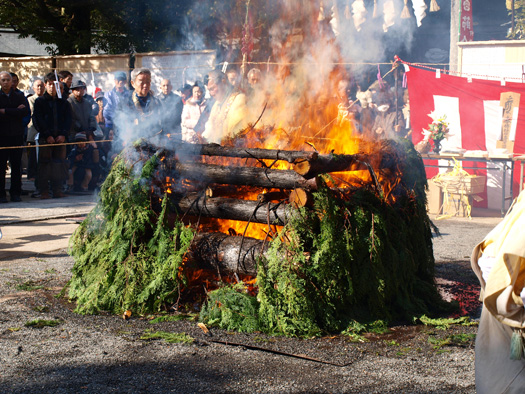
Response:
[66, 1, 450, 337]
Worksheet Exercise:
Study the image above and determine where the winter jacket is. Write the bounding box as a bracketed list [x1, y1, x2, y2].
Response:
[32, 92, 72, 141]
[0, 88, 30, 137]
[181, 98, 206, 142]
[68, 144, 97, 170]
[104, 87, 131, 129]
[115, 91, 162, 140]
[26, 95, 40, 142]
[158, 92, 183, 137]
[68, 95, 97, 140]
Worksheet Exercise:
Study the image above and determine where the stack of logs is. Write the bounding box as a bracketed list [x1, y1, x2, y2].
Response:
[145, 142, 382, 276]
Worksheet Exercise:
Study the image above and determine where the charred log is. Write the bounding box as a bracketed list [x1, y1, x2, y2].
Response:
[175, 162, 319, 191]
[190, 232, 267, 275]
[257, 190, 289, 203]
[173, 195, 289, 225]
[176, 143, 319, 163]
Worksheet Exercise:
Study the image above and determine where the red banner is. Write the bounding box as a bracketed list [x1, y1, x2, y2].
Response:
[406, 66, 525, 208]
[459, 0, 474, 42]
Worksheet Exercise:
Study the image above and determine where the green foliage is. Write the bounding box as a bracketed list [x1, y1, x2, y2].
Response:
[140, 329, 194, 344]
[199, 283, 261, 333]
[365, 320, 391, 335]
[256, 186, 443, 336]
[508, 1, 525, 39]
[251, 141, 448, 337]
[68, 151, 194, 315]
[25, 319, 61, 328]
[428, 333, 476, 349]
[385, 340, 400, 346]
[0, 0, 192, 55]
[71, 140, 447, 340]
[16, 281, 44, 291]
[417, 315, 478, 330]
[342, 319, 390, 342]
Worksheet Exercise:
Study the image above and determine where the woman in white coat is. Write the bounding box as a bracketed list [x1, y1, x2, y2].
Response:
[181, 83, 206, 143]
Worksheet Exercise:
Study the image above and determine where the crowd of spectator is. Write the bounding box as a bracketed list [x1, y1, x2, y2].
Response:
[0, 64, 409, 203]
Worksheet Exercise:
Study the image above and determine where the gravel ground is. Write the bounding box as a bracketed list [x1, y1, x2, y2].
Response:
[0, 217, 498, 393]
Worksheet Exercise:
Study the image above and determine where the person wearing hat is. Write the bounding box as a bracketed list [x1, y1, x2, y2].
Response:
[67, 80, 97, 144]
[66, 132, 99, 193]
[104, 71, 130, 133]
[94, 90, 106, 133]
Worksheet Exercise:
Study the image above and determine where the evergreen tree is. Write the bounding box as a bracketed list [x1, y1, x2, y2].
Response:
[0, 0, 191, 55]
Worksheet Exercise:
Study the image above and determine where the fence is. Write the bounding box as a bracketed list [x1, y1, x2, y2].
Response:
[0, 50, 216, 95]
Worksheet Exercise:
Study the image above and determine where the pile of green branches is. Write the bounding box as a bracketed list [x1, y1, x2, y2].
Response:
[68, 148, 194, 314]
[200, 140, 450, 336]
[69, 140, 448, 337]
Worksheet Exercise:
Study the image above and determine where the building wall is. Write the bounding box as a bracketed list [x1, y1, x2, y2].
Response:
[458, 40, 525, 81]
[0, 28, 57, 56]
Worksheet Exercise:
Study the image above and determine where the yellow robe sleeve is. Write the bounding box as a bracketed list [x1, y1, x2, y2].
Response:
[472, 190, 525, 329]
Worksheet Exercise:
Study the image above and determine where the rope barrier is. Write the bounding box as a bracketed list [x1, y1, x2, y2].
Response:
[0, 139, 114, 151]
[399, 57, 525, 83]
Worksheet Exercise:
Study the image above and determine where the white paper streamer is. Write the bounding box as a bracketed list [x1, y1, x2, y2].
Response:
[412, 0, 427, 27]
[382, 0, 396, 32]
[351, 0, 367, 32]
[54, 70, 62, 99]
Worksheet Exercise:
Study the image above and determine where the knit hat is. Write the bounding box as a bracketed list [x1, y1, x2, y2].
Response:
[74, 132, 87, 142]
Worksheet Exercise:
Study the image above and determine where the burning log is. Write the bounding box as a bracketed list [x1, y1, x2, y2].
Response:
[292, 153, 372, 179]
[175, 162, 319, 191]
[190, 232, 267, 276]
[173, 195, 288, 225]
[177, 142, 319, 163]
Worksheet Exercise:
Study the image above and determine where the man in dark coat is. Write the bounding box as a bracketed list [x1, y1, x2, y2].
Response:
[0, 71, 30, 202]
[158, 78, 183, 140]
[32, 71, 72, 199]
[67, 80, 97, 142]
